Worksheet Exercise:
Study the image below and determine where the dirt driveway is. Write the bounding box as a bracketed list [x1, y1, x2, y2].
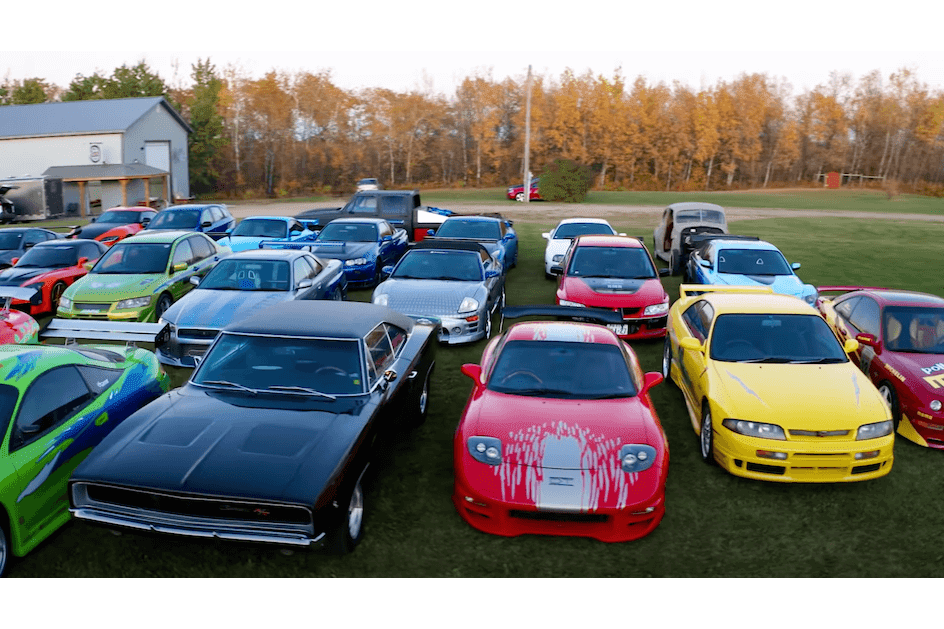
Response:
[224, 199, 944, 226]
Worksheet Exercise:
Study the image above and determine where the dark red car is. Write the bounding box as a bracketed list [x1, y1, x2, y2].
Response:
[0, 239, 108, 316]
[506, 178, 540, 202]
[818, 287, 944, 449]
[453, 307, 668, 542]
[67, 207, 156, 246]
[552, 235, 670, 340]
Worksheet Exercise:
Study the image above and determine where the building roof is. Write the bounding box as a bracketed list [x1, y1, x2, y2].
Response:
[0, 97, 192, 140]
[43, 163, 168, 181]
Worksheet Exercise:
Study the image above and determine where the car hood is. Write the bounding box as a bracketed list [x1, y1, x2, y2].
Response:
[0, 266, 57, 285]
[73, 388, 371, 504]
[307, 241, 375, 261]
[710, 361, 888, 428]
[67, 273, 165, 301]
[378, 279, 482, 316]
[73, 223, 121, 240]
[162, 289, 296, 329]
[713, 272, 807, 296]
[560, 276, 666, 305]
[216, 235, 271, 252]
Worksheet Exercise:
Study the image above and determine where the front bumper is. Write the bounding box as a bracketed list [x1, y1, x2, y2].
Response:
[608, 315, 667, 340]
[342, 263, 378, 287]
[713, 427, 894, 482]
[434, 313, 487, 345]
[58, 302, 153, 322]
[897, 408, 944, 449]
[157, 329, 216, 367]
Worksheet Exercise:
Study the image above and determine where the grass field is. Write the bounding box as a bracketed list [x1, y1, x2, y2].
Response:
[7, 201, 944, 577]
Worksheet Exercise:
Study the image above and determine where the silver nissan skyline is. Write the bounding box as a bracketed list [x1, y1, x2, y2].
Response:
[371, 240, 505, 344]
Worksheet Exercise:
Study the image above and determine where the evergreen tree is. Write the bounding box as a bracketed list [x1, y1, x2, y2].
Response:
[187, 59, 228, 193]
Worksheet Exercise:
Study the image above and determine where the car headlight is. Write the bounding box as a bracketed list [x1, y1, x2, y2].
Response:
[931, 400, 942, 412]
[373, 294, 389, 307]
[559, 299, 585, 307]
[804, 289, 818, 305]
[643, 302, 669, 316]
[458, 297, 479, 314]
[620, 444, 657, 473]
[552, 254, 564, 262]
[58, 296, 72, 309]
[345, 258, 369, 266]
[721, 419, 787, 440]
[856, 420, 893, 440]
[116, 296, 152, 310]
[468, 436, 502, 465]
[100, 235, 120, 243]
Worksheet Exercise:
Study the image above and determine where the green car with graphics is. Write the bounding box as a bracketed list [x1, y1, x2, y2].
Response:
[0, 323, 170, 575]
[57, 231, 227, 322]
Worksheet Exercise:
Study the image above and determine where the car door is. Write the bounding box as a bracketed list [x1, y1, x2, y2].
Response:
[364, 323, 414, 432]
[5, 365, 101, 541]
[842, 296, 881, 368]
[678, 300, 714, 407]
[167, 238, 197, 300]
[294, 257, 321, 300]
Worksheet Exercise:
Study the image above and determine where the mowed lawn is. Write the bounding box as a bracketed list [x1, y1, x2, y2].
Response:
[8, 208, 944, 577]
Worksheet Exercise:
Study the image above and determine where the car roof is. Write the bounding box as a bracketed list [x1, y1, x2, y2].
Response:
[120, 230, 194, 244]
[698, 292, 815, 315]
[240, 216, 296, 223]
[505, 321, 622, 346]
[162, 204, 224, 212]
[573, 235, 644, 248]
[667, 202, 725, 212]
[415, 239, 490, 256]
[325, 217, 388, 226]
[556, 218, 612, 226]
[352, 190, 416, 196]
[443, 215, 501, 223]
[223, 301, 415, 338]
[33, 239, 98, 247]
[102, 206, 154, 212]
[853, 289, 944, 307]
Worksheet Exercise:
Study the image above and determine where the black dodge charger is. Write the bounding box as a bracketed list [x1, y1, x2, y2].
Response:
[68, 300, 438, 553]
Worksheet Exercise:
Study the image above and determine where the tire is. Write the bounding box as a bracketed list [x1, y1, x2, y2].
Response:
[155, 293, 173, 320]
[662, 337, 676, 387]
[414, 367, 432, 426]
[515, 192, 524, 202]
[372, 267, 382, 288]
[670, 250, 681, 276]
[0, 517, 8, 577]
[700, 403, 715, 464]
[50, 281, 67, 313]
[878, 382, 902, 430]
[327, 470, 366, 554]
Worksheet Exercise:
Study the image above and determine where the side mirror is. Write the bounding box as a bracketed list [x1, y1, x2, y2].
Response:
[843, 339, 860, 354]
[658, 268, 671, 277]
[485, 269, 500, 279]
[426, 229, 436, 236]
[83, 261, 95, 271]
[855, 333, 881, 352]
[541, 232, 550, 240]
[10, 257, 18, 266]
[791, 262, 801, 270]
[699, 259, 710, 267]
[173, 262, 188, 273]
[76, 257, 89, 268]
[461, 363, 483, 384]
[382, 265, 394, 276]
[297, 279, 314, 289]
[201, 221, 213, 228]
[89, 216, 97, 223]
[383, 369, 398, 383]
[189, 275, 201, 286]
[381, 235, 392, 242]
[679, 337, 705, 353]
[140, 217, 151, 226]
[550, 265, 564, 276]
[225, 228, 234, 235]
[618, 232, 627, 237]
[640, 372, 664, 395]
[23, 242, 36, 250]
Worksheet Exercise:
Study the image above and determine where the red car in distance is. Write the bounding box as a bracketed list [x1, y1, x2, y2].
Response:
[506, 178, 540, 202]
[453, 306, 668, 542]
[67, 207, 157, 247]
[0, 239, 108, 316]
[552, 235, 670, 340]
[817, 287, 944, 449]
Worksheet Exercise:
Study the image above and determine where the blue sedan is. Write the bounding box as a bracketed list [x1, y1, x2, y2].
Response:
[217, 216, 315, 252]
[685, 236, 818, 305]
[426, 215, 517, 272]
[145, 204, 235, 238]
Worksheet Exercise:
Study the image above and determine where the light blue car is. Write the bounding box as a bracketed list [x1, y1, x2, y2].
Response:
[216, 216, 315, 252]
[684, 236, 818, 305]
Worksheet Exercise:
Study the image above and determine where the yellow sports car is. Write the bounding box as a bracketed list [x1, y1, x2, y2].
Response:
[661, 285, 894, 482]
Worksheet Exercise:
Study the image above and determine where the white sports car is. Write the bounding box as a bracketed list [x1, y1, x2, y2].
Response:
[541, 218, 621, 277]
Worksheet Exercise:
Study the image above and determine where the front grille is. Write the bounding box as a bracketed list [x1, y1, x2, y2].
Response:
[851, 463, 882, 475]
[745, 462, 786, 475]
[84, 484, 312, 527]
[177, 328, 218, 340]
[789, 429, 851, 437]
[620, 307, 640, 318]
[509, 510, 608, 523]
[76, 303, 112, 312]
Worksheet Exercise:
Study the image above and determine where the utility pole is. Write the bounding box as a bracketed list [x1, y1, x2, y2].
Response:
[522, 65, 532, 204]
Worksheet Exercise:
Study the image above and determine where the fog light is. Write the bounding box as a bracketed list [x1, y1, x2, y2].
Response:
[631, 507, 656, 515]
[464, 496, 487, 508]
[855, 450, 880, 460]
[452, 327, 461, 334]
[931, 400, 942, 412]
[756, 450, 787, 460]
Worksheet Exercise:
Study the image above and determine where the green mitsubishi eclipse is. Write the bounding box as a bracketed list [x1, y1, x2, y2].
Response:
[57, 231, 228, 322]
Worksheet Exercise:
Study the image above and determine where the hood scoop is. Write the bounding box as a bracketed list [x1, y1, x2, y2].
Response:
[744, 274, 777, 285]
[581, 277, 645, 294]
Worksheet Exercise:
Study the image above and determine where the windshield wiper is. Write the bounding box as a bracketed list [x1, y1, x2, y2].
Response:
[201, 380, 258, 395]
[788, 357, 846, 364]
[266, 385, 336, 400]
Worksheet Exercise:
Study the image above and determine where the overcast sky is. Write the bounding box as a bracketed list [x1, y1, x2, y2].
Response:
[5, 49, 942, 97]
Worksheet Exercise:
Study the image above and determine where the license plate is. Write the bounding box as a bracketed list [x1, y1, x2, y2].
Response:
[607, 324, 628, 335]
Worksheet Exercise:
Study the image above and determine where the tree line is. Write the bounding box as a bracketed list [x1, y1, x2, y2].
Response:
[3, 60, 943, 196]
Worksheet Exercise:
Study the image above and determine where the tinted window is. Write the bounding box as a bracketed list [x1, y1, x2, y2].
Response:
[848, 297, 881, 336]
[231, 219, 287, 238]
[436, 220, 501, 240]
[554, 223, 614, 239]
[567, 246, 656, 279]
[717, 249, 792, 276]
[79, 242, 105, 261]
[392, 250, 482, 281]
[0, 232, 23, 250]
[294, 259, 315, 284]
[682, 302, 710, 342]
[201, 259, 290, 291]
[317, 223, 378, 242]
[365, 325, 395, 382]
[379, 196, 409, 216]
[14, 244, 79, 268]
[346, 196, 378, 214]
[76, 365, 124, 394]
[210, 207, 224, 222]
[189, 235, 214, 260]
[884, 306, 944, 353]
[11, 365, 93, 451]
[93, 243, 172, 274]
[172, 241, 194, 267]
[96, 211, 143, 224]
[149, 211, 199, 229]
[709, 314, 847, 363]
[834, 296, 861, 320]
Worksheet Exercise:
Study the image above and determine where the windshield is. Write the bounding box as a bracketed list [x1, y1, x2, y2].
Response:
[567, 246, 656, 279]
[317, 222, 378, 242]
[231, 219, 288, 239]
[193, 333, 364, 395]
[676, 210, 724, 224]
[436, 220, 501, 241]
[488, 340, 637, 399]
[884, 306, 944, 353]
[393, 250, 482, 281]
[92, 243, 171, 274]
[717, 248, 792, 276]
[148, 211, 199, 230]
[554, 223, 614, 239]
[97, 211, 144, 224]
[709, 313, 848, 363]
[200, 259, 290, 291]
[15, 244, 79, 268]
[0, 232, 23, 250]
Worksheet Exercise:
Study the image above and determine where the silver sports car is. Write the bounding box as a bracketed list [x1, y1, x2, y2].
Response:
[372, 240, 505, 344]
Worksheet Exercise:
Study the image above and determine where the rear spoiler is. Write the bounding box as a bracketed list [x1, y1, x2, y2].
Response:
[679, 284, 775, 299]
[0, 286, 39, 309]
[501, 305, 625, 332]
[258, 240, 318, 251]
[42, 319, 170, 348]
[816, 286, 891, 295]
